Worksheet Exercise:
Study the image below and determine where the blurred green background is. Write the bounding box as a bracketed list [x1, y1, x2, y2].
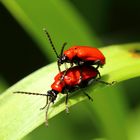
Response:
[0, 0, 140, 140]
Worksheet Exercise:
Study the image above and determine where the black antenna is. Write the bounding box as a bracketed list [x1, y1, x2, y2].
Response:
[57, 42, 67, 72]
[60, 42, 67, 56]
[43, 28, 59, 58]
[13, 91, 47, 96]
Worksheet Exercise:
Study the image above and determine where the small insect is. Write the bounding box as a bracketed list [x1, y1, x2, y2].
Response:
[43, 29, 105, 72]
[14, 65, 114, 126]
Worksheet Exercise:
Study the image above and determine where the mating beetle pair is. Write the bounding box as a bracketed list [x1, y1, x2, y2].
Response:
[14, 29, 113, 126]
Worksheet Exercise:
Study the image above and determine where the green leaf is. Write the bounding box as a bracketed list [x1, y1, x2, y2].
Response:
[91, 84, 129, 140]
[1, 0, 101, 61]
[0, 43, 140, 140]
[127, 106, 140, 140]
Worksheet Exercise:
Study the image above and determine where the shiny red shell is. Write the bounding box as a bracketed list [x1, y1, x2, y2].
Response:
[63, 46, 105, 65]
[51, 66, 98, 93]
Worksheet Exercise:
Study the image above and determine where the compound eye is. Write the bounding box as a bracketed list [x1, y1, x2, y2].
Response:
[59, 55, 67, 64]
[61, 55, 66, 61]
[57, 59, 62, 65]
[47, 90, 52, 96]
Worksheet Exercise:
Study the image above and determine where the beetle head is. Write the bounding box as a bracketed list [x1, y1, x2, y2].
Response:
[47, 89, 58, 103]
[58, 54, 69, 66]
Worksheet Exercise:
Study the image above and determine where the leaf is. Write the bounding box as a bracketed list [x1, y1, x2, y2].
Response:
[127, 106, 140, 140]
[0, 43, 140, 140]
[90, 84, 128, 140]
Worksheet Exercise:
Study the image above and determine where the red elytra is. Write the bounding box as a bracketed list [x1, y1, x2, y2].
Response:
[61, 46, 105, 67]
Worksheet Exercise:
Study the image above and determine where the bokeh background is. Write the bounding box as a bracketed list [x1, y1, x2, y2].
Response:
[0, 0, 140, 140]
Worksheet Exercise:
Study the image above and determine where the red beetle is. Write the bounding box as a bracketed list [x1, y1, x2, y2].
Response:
[50, 65, 100, 98]
[43, 29, 105, 71]
[14, 65, 113, 126]
[60, 46, 105, 67]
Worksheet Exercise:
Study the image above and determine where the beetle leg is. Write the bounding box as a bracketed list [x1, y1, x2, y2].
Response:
[57, 61, 61, 72]
[95, 64, 99, 69]
[95, 70, 116, 85]
[83, 91, 93, 101]
[60, 62, 73, 82]
[96, 79, 116, 85]
[97, 70, 101, 79]
[45, 100, 52, 126]
[94, 59, 100, 69]
[60, 70, 67, 82]
[40, 95, 52, 126]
